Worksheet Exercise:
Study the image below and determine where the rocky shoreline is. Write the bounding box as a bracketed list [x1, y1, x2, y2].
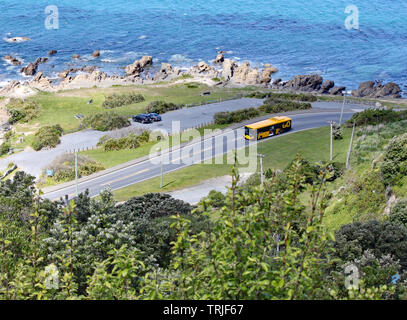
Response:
[0, 51, 403, 100]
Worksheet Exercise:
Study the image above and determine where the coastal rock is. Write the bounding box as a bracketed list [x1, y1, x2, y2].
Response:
[125, 56, 153, 76]
[330, 86, 346, 96]
[272, 78, 282, 86]
[188, 61, 219, 78]
[91, 50, 101, 58]
[20, 62, 38, 76]
[260, 65, 279, 84]
[58, 70, 70, 78]
[5, 37, 30, 43]
[320, 80, 335, 94]
[153, 63, 181, 81]
[29, 72, 53, 90]
[215, 52, 225, 64]
[72, 54, 81, 60]
[222, 59, 238, 81]
[352, 81, 402, 99]
[284, 74, 323, 92]
[3, 55, 22, 66]
[48, 50, 57, 56]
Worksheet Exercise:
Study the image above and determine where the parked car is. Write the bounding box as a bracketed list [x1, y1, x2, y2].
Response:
[133, 114, 153, 124]
[147, 113, 162, 122]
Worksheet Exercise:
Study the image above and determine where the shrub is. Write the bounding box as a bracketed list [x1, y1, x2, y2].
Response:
[102, 93, 145, 109]
[259, 98, 312, 113]
[346, 109, 407, 127]
[247, 91, 318, 102]
[389, 199, 407, 229]
[101, 131, 150, 151]
[31, 124, 63, 151]
[214, 108, 260, 125]
[0, 143, 10, 156]
[7, 98, 40, 124]
[380, 133, 407, 185]
[145, 101, 184, 114]
[82, 112, 130, 131]
[47, 154, 105, 182]
[205, 190, 226, 208]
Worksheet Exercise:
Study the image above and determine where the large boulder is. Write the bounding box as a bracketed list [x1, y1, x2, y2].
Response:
[222, 59, 238, 81]
[231, 62, 259, 84]
[352, 81, 402, 99]
[260, 64, 279, 84]
[20, 62, 38, 76]
[48, 50, 57, 56]
[330, 86, 346, 96]
[3, 55, 22, 66]
[215, 52, 225, 64]
[91, 50, 101, 58]
[153, 63, 181, 81]
[125, 56, 153, 76]
[320, 80, 335, 94]
[284, 74, 323, 92]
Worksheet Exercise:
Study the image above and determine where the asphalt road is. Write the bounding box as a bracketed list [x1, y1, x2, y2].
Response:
[43, 111, 355, 201]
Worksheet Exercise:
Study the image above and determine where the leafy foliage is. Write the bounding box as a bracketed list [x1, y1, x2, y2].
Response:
[99, 131, 150, 151]
[247, 92, 317, 102]
[145, 101, 184, 114]
[102, 93, 145, 109]
[214, 108, 260, 125]
[82, 112, 130, 131]
[259, 99, 312, 113]
[31, 125, 64, 151]
[389, 199, 407, 229]
[346, 109, 407, 127]
[380, 133, 407, 186]
[7, 99, 39, 124]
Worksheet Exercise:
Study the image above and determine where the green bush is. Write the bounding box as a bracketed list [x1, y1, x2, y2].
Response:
[205, 190, 226, 208]
[259, 98, 312, 113]
[48, 154, 105, 182]
[346, 109, 407, 127]
[7, 98, 40, 124]
[247, 91, 318, 102]
[82, 112, 130, 131]
[214, 108, 260, 125]
[380, 133, 407, 185]
[389, 199, 407, 229]
[102, 93, 145, 109]
[31, 124, 63, 151]
[145, 101, 184, 114]
[0, 142, 10, 156]
[101, 131, 150, 151]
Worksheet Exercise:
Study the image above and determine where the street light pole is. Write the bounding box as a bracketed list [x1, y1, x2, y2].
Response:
[339, 91, 346, 125]
[346, 122, 356, 169]
[75, 150, 78, 196]
[258, 154, 265, 185]
[329, 121, 333, 162]
[160, 156, 164, 188]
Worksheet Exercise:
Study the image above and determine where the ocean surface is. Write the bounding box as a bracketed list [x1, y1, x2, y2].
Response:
[1, 0, 407, 91]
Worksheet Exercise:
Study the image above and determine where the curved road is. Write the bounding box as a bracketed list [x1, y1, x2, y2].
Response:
[43, 110, 355, 201]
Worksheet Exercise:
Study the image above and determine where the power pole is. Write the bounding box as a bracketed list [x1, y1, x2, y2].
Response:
[258, 154, 265, 185]
[160, 156, 164, 188]
[329, 121, 333, 162]
[339, 91, 346, 125]
[346, 122, 356, 169]
[75, 150, 78, 196]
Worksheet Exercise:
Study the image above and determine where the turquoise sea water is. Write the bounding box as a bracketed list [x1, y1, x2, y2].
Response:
[0, 0, 407, 91]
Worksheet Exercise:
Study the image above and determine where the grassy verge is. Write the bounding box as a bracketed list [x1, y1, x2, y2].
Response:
[13, 83, 258, 134]
[112, 126, 352, 201]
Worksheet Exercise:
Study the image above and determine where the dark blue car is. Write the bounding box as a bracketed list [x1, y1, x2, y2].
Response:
[133, 114, 153, 124]
[147, 113, 162, 122]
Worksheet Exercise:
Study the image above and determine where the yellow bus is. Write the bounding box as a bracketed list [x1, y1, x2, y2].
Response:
[244, 116, 292, 140]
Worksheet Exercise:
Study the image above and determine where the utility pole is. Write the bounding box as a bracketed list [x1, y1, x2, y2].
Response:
[160, 156, 164, 188]
[339, 90, 346, 125]
[75, 150, 78, 196]
[346, 122, 356, 169]
[258, 154, 265, 185]
[328, 121, 334, 162]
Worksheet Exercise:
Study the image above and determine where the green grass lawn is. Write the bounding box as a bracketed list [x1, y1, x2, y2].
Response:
[14, 83, 257, 133]
[112, 126, 352, 201]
